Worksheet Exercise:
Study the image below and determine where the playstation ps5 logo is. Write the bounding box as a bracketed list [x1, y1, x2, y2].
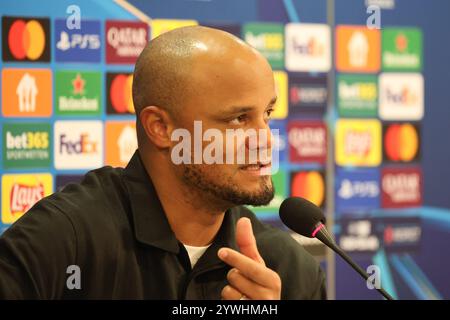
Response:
[56, 31, 100, 51]
[338, 179, 379, 199]
[54, 18, 101, 62]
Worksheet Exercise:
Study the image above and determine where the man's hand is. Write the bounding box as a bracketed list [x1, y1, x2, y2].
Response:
[218, 217, 281, 300]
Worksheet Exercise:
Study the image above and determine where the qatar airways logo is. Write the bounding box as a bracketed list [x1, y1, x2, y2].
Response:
[381, 168, 422, 208]
[170, 121, 279, 175]
[288, 122, 327, 163]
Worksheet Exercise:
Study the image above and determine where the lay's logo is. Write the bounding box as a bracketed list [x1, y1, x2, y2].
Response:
[10, 182, 44, 214]
[379, 73, 424, 120]
[344, 130, 372, 156]
[336, 119, 381, 167]
[2, 16, 50, 62]
[2, 173, 53, 224]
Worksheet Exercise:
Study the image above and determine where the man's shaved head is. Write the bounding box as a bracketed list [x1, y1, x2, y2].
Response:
[132, 25, 270, 145]
[133, 25, 276, 208]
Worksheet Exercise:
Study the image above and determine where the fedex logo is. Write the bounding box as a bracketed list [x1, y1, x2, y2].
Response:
[379, 73, 423, 120]
[54, 121, 103, 170]
[285, 23, 330, 72]
[59, 133, 98, 154]
[292, 37, 324, 56]
[385, 87, 418, 105]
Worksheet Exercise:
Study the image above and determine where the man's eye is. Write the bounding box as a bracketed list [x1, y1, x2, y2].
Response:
[265, 108, 274, 119]
[229, 114, 247, 125]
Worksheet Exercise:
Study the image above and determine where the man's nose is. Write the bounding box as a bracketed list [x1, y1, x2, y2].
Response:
[245, 123, 272, 151]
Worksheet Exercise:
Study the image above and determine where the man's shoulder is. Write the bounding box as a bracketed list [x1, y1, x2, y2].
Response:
[40, 166, 128, 222]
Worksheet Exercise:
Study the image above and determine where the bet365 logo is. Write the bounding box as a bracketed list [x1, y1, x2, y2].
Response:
[3, 123, 51, 169]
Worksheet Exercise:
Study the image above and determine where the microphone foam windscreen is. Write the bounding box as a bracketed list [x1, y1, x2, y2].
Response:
[279, 197, 326, 237]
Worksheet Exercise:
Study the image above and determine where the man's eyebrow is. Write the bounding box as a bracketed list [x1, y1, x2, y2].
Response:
[224, 97, 278, 115]
[267, 96, 277, 108]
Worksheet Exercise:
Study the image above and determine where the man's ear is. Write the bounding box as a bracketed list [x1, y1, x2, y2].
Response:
[139, 106, 174, 149]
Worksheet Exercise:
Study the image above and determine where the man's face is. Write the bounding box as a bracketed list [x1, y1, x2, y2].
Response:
[170, 50, 276, 207]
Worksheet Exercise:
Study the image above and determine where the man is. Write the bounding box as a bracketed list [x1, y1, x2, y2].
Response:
[0, 26, 326, 299]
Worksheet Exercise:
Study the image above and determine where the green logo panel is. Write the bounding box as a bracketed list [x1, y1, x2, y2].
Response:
[382, 28, 422, 71]
[242, 23, 284, 69]
[55, 71, 101, 116]
[337, 74, 378, 118]
[3, 123, 52, 169]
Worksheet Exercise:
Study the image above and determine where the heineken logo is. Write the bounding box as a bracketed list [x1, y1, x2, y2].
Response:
[55, 70, 101, 115]
[382, 28, 422, 71]
[72, 73, 85, 95]
[395, 34, 408, 52]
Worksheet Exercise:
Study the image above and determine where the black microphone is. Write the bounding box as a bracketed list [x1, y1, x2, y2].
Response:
[279, 197, 394, 300]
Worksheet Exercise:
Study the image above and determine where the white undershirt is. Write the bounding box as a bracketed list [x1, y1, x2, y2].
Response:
[183, 244, 211, 268]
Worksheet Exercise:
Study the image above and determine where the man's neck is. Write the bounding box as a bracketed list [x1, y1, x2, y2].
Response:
[143, 153, 226, 247]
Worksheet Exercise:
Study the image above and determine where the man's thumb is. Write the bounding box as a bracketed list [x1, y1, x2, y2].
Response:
[235, 217, 265, 265]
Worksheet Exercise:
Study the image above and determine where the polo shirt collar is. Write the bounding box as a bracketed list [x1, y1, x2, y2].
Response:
[122, 151, 239, 257]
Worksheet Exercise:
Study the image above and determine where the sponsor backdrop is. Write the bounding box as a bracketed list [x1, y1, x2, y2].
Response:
[1, 0, 449, 300]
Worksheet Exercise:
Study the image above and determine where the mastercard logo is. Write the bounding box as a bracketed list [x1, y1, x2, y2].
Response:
[384, 123, 420, 162]
[107, 73, 135, 114]
[290, 171, 325, 208]
[2, 17, 50, 62]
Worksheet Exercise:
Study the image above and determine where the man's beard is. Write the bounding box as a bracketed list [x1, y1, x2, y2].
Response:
[181, 164, 275, 207]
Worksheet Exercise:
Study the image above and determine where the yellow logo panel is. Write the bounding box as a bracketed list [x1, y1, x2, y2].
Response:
[272, 71, 288, 119]
[335, 119, 381, 167]
[2, 173, 53, 224]
[151, 19, 198, 39]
